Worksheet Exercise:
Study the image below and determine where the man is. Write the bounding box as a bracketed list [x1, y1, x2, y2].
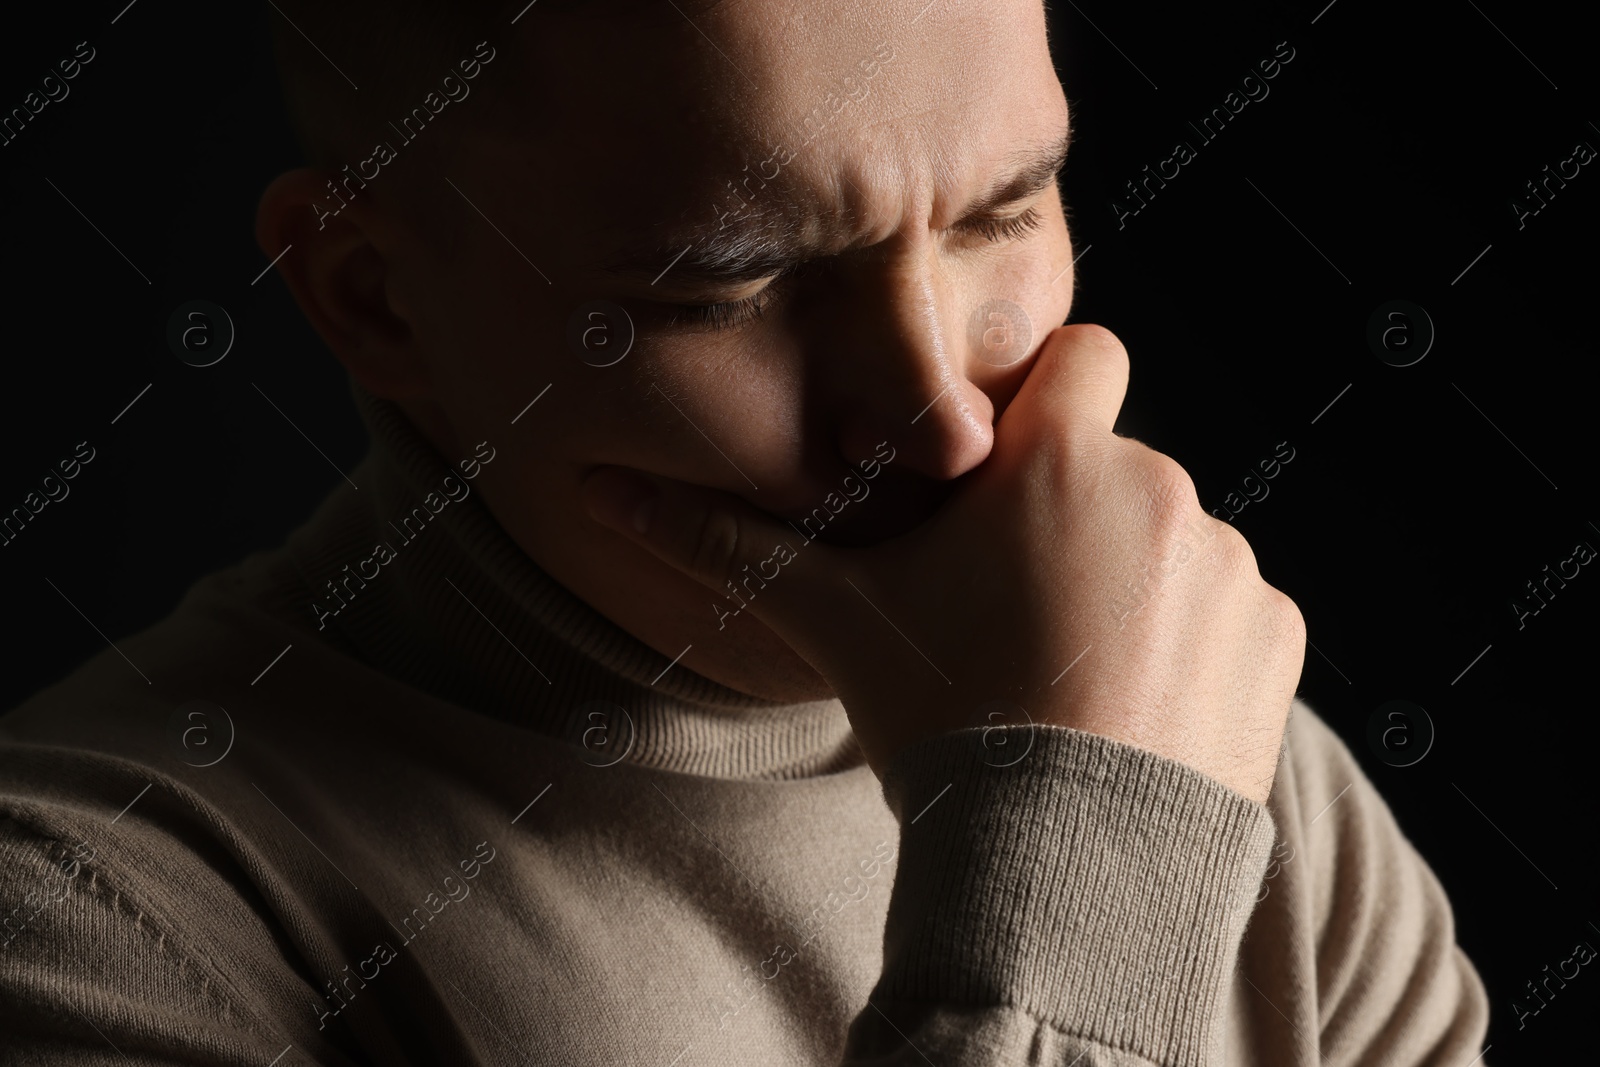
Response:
[0, 0, 1488, 1063]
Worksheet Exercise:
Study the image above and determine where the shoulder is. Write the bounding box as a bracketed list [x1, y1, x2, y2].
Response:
[1273, 697, 1395, 856]
[1257, 699, 1489, 1065]
[1271, 700, 1430, 938]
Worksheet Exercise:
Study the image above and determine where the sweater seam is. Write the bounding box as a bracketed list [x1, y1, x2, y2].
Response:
[0, 812, 287, 1047]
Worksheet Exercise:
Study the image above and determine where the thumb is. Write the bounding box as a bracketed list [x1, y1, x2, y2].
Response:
[578, 466, 846, 635]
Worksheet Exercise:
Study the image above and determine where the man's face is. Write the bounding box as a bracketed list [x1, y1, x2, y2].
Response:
[377, 0, 1074, 701]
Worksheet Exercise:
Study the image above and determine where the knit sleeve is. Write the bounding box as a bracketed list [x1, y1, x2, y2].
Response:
[839, 722, 1279, 1067]
[0, 817, 330, 1066]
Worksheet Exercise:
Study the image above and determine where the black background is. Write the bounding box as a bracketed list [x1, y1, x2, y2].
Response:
[1, 1, 1594, 1062]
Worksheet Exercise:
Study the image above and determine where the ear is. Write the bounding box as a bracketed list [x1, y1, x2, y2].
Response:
[254, 168, 430, 401]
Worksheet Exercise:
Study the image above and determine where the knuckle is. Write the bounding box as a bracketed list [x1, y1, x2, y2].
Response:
[688, 507, 741, 587]
[1140, 450, 1202, 521]
[1120, 449, 1212, 577]
[1212, 521, 1259, 577]
[1171, 507, 1253, 583]
[1267, 585, 1307, 642]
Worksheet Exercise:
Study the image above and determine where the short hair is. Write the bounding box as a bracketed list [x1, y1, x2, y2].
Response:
[264, 0, 519, 171]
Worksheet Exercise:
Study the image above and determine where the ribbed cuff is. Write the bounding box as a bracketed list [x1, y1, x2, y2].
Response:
[873, 723, 1276, 1067]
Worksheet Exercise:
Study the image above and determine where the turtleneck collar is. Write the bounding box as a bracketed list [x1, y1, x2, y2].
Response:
[263, 378, 862, 781]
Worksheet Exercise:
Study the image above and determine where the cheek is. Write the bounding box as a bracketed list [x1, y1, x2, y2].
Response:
[952, 205, 1073, 414]
[1039, 195, 1076, 326]
[967, 202, 1075, 373]
[1017, 202, 1076, 360]
[629, 333, 810, 481]
[404, 243, 570, 406]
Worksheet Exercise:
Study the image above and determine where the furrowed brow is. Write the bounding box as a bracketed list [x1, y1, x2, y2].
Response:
[953, 124, 1072, 223]
[599, 122, 1072, 287]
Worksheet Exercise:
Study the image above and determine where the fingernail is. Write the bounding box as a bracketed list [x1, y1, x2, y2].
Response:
[583, 468, 658, 536]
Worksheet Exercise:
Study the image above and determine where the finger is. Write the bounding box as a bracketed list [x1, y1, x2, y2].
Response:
[578, 465, 847, 636]
[1019, 322, 1132, 436]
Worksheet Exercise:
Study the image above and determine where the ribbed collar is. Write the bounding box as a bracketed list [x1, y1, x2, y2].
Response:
[267, 379, 862, 781]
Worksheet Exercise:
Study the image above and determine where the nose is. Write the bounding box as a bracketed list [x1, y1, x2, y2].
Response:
[809, 246, 996, 481]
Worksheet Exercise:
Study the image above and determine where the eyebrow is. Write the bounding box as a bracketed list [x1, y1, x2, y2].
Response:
[957, 125, 1072, 223]
[598, 124, 1072, 288]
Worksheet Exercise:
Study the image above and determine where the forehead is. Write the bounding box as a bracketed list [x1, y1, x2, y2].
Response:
[473, 0, 1063, 256]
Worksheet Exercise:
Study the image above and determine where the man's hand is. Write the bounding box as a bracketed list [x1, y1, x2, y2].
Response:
[580, 324, 1306, 803]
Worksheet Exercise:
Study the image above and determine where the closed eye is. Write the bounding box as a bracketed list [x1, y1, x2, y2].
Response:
[667, 289, 773, 331]
[661, 262, 812, 332]
[659, 206, 1045, 333]
[959, 205, 1046, 243]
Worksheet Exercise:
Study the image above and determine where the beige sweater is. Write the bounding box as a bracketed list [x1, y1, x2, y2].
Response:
[0, 383, 1488, 1065]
